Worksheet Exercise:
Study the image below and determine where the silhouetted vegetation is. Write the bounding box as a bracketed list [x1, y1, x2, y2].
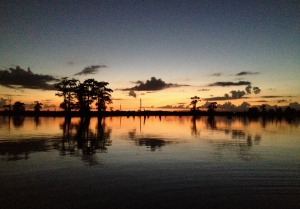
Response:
[55, 77, 113, 117]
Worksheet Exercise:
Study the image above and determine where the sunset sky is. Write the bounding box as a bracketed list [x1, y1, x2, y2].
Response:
[1, 0, 300, 111]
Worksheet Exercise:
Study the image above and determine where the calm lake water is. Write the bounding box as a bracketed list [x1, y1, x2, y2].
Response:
[0, 116, 300, 209]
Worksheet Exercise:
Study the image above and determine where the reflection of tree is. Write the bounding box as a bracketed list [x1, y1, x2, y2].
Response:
[209, 128, 262, 161]
[191, 116, 200, 136]
[0, 140, 49, 161]
[207, 116, 217, 129]
[12, 116, 25, 127]
[56, 117, 112, 165]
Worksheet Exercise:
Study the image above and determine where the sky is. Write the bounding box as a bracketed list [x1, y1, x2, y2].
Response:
[1, 0, 300, 111]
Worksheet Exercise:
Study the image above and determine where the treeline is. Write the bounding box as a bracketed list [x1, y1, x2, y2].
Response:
[55, 77, 113, 117]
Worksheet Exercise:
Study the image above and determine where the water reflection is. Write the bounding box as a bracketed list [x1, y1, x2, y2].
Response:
[0, 140, 51, 161]
[54, 117, 112, 165]
[12, 116, 25, 127]
[128, 128, 171, 151]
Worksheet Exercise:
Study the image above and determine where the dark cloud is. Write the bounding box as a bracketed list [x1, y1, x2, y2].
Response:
[277, 100, 287, 103]
[245, 85, 252, 94]
[198, 88, 210, 91]
[200, 101, 251, 112]
[159, 104, 189, 109]
[208, 81, 251, 87]
[231, 90, 246, 99]
[74, 65, 107, 76]
[123, 77, 189, 91]
[204, 89, 251, 101]
[129, 90, 137, 98]
[0, 66, 59, 90]
[260, 95, 293, 98]
[236, 71, 259, 76]
[253, 87, 261, 94]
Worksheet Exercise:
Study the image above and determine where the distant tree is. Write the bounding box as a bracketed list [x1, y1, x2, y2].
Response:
[95, 81, 113, 113]
[75, 79, 98, 116]
[190, 96, 200, 112]
[248, 106, 260, 117]
[55, 77, 79, 114]
[260, 104, 266, 114]
[13, 101, 25, 114]
[207, 102, 217, 114]
[34, 101, 43, 113]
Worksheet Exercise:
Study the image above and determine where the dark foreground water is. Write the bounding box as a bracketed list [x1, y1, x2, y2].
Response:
[0, 116, 299, 209]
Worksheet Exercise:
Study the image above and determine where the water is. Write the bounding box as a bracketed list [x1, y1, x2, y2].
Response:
[0, 116, 299, 209]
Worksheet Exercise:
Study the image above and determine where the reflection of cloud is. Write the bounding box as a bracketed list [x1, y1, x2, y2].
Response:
[122, 77, 189, 91]
[0, 66, 59, 90]
[236, 71, 259, 76]
[137, 138, 171, 151]
[74, 65, 107, 76]
[208, 81, 251, 87]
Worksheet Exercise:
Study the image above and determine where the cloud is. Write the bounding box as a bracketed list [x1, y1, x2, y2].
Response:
[245, 85, 252, 94]
[200, 101, 251, 112]
[208, 81, 251, 87]
[231, 90, 246, 99]
[260, 95, 293, 98]
[129, 90, 137, 98]
[277, 100, 287, 103]
[158, 104, 189, 109]
[0, 66, 59, 90]
[253, 87, 261, 94]
[74, 65, 107, 76]
[211, 73, 222, 77]
[236, 71, 259, 76]
[204, 89, 249, 101]
[123, 77, 189, 91]
[198, 88, 210, 91]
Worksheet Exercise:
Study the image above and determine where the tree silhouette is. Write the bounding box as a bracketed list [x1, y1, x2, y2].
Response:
[34, 101, 43, 113]
[55, 77, 79, 114]
[95, 81, 113, 113]
[13, 101, 25, 115]
[55, 77, 113, 117]
[190, 96, 200, 112]
[207, 102, 217, 114]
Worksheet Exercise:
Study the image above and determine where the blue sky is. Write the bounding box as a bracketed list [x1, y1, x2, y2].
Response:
[1, 0, 300, 110]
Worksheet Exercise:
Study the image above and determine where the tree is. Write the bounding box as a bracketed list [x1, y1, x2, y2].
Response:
[75, 79, 98, 115]
[13, 101, 25, 114]
[95, 81, 113, 113]
[34, 101, 43, 113]
[207, 102, 217, 114]
[190, 96, 200, 112]
[55, 77, 79, 114]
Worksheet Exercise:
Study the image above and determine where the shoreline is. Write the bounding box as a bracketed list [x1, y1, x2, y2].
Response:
[1, 110, 299, 118]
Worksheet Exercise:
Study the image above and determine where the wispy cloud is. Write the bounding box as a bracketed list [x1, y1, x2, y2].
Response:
[236, 71, 259, 76]
[198, 88, 210, 91]
[74, 65, 107, 76]
[0, 66, 58, 90]
[122, 77, 189, 91]
[211, 73, 222, 77]
[208, 81, 251, 87]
